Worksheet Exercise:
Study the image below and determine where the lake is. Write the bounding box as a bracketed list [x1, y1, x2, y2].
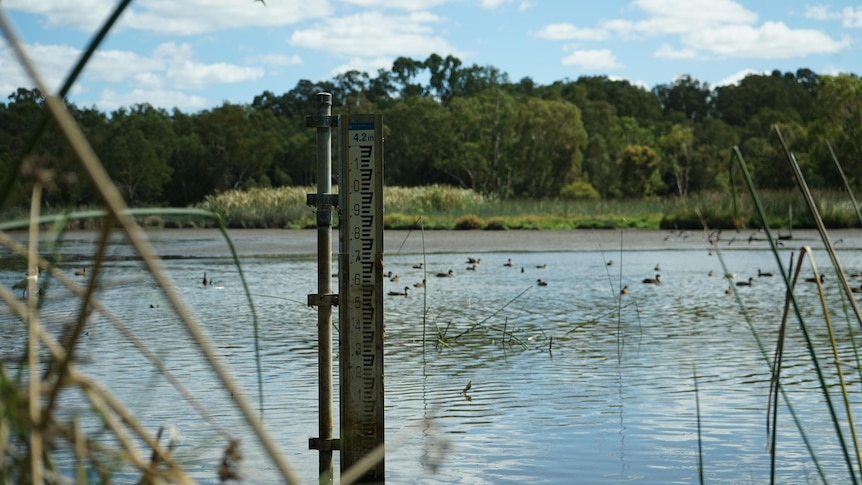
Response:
[3, 228, 862, 484]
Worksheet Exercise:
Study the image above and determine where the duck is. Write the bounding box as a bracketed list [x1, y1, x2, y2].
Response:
[435, 269, 454, 278]
[607, 260, 614, 266]
[202, 272, 209, 286]
[536, 279, 548, 287]
[74, 267, 88, 276]
[535, 264, 547, 269]
[466, 257, 480, 264]
[654, 263, 661, 272]
[725, 287, 734, 295]
[852, 285, 862, 294]
[642, 274, 661, 285]
[735, 277, 754, 287]
[388, 286, 410, 297]
[412, 263, 424, 269]
[708, 270, 715, 277]
[466, 264, 477, 271]
[503, 258, 514, 267]
[805, 274, 826, 284]
[413, 279, 426, 288]
[390, 274, 399, 282]
[620, 285, 629, 295]
[758, 269, 773, 277]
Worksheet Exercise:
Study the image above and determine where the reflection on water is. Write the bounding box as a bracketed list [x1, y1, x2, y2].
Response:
[3, 230, 862, 483]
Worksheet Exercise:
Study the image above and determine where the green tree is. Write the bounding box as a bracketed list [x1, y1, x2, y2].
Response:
[658, 123, 695, 196]
[653, 75, 711, 122]
[510, 97, 587, 197]
[194, 103, 278, 192]
[101, 104, 175, 204]
[619, 145, 660, 198]
[809, 74, 862, 186]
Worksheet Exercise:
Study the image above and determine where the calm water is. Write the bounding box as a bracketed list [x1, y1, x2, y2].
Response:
[4, 229, 862, 484]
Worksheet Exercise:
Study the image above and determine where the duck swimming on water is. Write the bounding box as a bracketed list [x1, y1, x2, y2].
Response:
[388, 286, 410, 297]
[642, 274, 661, 285]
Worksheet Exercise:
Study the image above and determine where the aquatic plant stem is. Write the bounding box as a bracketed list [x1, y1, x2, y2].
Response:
[26, 182, 43, 485]
[774, 127, 862, 332]
[700, 206, 827, 484]
[730, 147, 847, 483]
[693, 364, 704, 485]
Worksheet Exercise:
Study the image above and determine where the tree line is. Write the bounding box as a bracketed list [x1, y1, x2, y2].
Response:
[1, 54, 860, 209]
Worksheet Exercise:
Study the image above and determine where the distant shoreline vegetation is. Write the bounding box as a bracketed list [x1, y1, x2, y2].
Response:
[3, 185, 860, 231]
[84, 185, 862, 231]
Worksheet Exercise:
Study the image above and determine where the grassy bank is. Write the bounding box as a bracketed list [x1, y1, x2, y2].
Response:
[192, 185, 862, 231]
[3, 185, 859, 231]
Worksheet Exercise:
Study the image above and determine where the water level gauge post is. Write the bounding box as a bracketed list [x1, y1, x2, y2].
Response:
[338, 113, 385, 482]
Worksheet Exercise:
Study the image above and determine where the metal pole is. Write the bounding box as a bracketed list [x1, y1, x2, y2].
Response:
[314, 92, 334, 482]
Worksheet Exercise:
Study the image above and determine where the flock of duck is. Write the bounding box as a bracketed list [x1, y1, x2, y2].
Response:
[386, 257, 550, 297]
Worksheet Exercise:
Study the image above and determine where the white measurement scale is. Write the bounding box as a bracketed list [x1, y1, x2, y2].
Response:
[338, 114, 384, 480]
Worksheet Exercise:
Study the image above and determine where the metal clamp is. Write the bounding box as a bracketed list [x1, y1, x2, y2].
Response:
[308, 293, 339, 308]
[305, 115, 338, 128]
[309, 437, 341, 452]
[306, 193, 339, 208]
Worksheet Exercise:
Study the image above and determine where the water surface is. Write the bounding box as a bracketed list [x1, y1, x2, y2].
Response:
[3, 229, 862, 484]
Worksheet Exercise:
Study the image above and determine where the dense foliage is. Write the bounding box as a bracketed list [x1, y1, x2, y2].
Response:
[1, 54, 860, 209]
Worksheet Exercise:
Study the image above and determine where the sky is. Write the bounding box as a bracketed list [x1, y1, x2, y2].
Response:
[0, 0, 859, 113]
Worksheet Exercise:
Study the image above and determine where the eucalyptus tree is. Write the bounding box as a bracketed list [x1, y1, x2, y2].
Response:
[194, 102, 277, 192]
[100, 104, 175, 205]
[509, 97, 587, 197]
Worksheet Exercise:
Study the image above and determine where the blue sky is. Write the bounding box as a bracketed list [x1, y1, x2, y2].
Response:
[0, 0, 859, 112]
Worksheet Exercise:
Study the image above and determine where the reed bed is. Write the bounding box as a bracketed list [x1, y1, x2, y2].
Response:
[192, 185, 862, 231]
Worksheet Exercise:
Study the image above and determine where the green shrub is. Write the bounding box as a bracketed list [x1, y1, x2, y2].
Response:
[559, 180, 600, 201]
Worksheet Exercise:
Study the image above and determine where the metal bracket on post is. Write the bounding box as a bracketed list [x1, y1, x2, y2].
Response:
[308, 438, 341, 452]
[307, 293, 339, 308]
[307, 193, 340, 226]
[306, 115, 339, 128]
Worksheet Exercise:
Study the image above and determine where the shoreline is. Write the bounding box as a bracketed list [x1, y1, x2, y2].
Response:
[139, 227, 848, 257]
[6, 227, 854, 259]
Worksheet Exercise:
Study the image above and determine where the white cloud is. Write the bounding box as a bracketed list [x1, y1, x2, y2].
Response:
[98, 88, 209, 112]
[684, 21, 849, 58]
[290, 11, 459, 58]
[518, 2, 536, 12]
[480, 0, 512, 9]
[0, 41, 85, 96]
[339, 0, 450, 9]
[3, 0, 115, 31]
[842, 6, 862, 28]
[804, 5, 832, 21]
[247, 54, 303, 67]
[330, 56, 395, 78]
[0, 38, 262, 107]
[595, 0, 850, 61]
[4, 0, 331, 35]
[715, 68, 766, 87]
[654, 43, 697, 59]
[804, 5, 862, 27]
[561, 49, 623, 70]
[535, 23, 608, 41]
[632, 0, 759, 26]
[151, 42, 264, 89]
